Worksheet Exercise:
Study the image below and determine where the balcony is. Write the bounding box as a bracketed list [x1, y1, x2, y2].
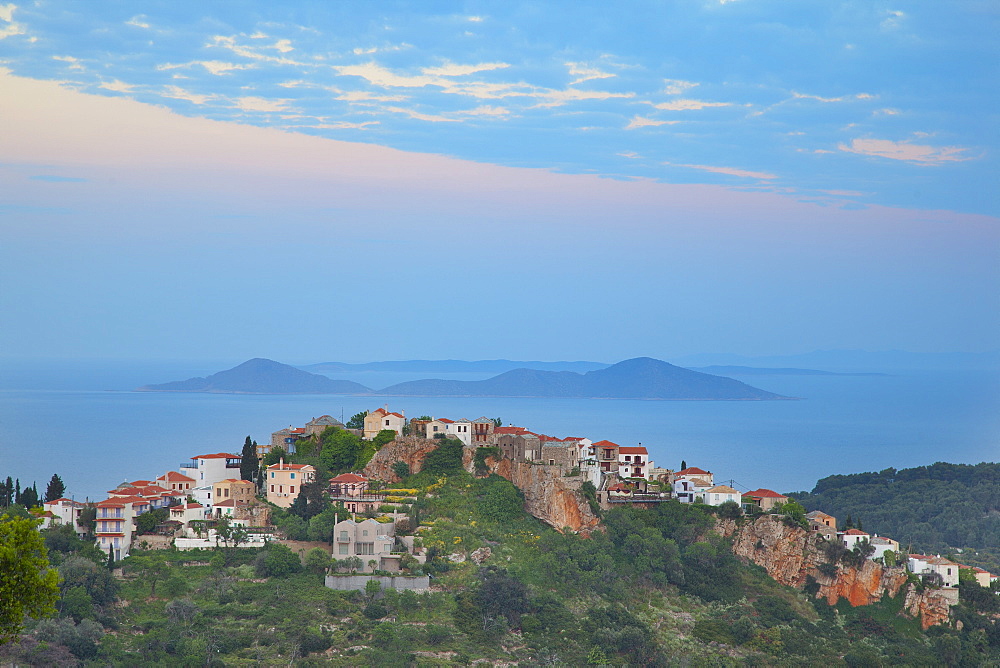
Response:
[180, 461, 197, 469]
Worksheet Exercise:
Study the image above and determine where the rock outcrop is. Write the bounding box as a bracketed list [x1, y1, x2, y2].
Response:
[718, 515, 947, 621]
[361, 436, 442, 482]
[484, 458, 600, 535]
[904, 586, 960, 629]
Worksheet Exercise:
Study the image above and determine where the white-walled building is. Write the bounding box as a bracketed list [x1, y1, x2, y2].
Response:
[618, 446, 653, 478]
[702, 485, 742, 506]
[179, 453, 243, 488]
[42, 498, 88, 535]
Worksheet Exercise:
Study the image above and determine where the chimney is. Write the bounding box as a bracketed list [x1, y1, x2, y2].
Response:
[280, 457, 285, 469]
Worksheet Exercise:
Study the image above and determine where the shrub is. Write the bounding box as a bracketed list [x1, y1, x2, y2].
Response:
[254, 544, 302, 578]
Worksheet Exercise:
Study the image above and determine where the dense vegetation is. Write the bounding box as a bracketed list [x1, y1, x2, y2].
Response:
[5, 456, 1000, 665]
[790, 462, 1000, 572]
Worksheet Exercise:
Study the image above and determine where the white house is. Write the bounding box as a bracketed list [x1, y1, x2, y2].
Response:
[674, 477, 712, 503]
[908, 554, 960, 587]
[444, 418, 473, 445]
[618, 446, 653, 479]
[702, 485, 742, 507]
[840, 528, 871, 550]
[42, 498, 88, 535]
[868, 535, 900, 561]
[179, 453, 243, 488]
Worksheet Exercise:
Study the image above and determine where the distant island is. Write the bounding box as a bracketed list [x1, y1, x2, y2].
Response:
[138, 356, 790, 400]
[137, 358, 373, 394]
[689, 365, 888, 377]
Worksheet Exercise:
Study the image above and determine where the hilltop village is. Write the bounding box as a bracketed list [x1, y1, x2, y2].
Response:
[33, 406, 997, 606]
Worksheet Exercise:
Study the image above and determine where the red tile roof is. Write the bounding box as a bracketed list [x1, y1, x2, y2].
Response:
[438, 418, 455, 423]
[592, 439, 620, 447]
[214, 499, 236, 507]
[494, 426, 530, 435]
[842, 529, 870, 535]
[158, 471, 196, 482]
[44, 498, 77, 504]
[745, 488, 788, 499]
[619, 446, 648, 454]
[216, 479, 252, 485]
[267, 463, 315, 471]
[677, 467, 710, 476]
[330, 473, 367, 483]
[193, 453, 241, 459]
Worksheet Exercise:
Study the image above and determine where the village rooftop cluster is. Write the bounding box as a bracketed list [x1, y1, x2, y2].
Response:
[33, 406, 998, 591]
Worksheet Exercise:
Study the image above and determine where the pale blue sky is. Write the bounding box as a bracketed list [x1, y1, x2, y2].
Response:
[0, 1, 997, 363]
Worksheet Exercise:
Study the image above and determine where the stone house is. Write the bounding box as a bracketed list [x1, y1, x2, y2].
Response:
[591, 440, 621, 473]
[363, 407, 406, 440]
[743, 488, 788, 511]
[471, 417, 496, 444]
[495, 429, 541, 463]
[538, 436, 577, 469]
[214, 479, 256, 507]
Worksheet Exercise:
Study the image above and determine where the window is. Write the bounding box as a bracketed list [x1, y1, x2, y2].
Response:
[362, 529, 369, 536]
[225, 489, 229, 497]
[271, 472, 275, 479]
[290, 473, 296, 479]
[549, 459, 555, 465]
[290, 486, 295, 494]
[356, 542, 375, 555]
[339, 544, 348, 555]
[625, 456, 632, 462]
[270, 485, 274, 493]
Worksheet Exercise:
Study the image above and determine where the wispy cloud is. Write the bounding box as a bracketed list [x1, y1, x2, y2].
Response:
[457, 105, 510, 117]
[53, 55, 84, 71]
[126, 15, 150, 29]
[385, 106, 459, 122]
[662, 79, 698, 95]
[210, 35, 304, 66]
[653, 99, 729, 111]
[0, 4, 16, 22]
[566, 62, 614, 85]
[792, 91, 873, 103]
[838, 137, 973, 165]
[421, 62, 509, 77]
[162, 85, 215, 105]
[626, 116, 679, 129]
[99, 80, 134, 93]
[535, 88, 634, 108]
[158, 60, 255, 76]
[668, 162, 778, 179]
[235, 96, 290, 112]
[0, 2, 22, 39]
[336, 91, 408, 103]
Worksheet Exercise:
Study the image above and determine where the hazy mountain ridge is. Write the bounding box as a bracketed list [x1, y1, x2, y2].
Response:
[379, 357, 789, 400]
[301, 359, 610, 374]
[138, 357, 788, 399]
[137, 358, 373, 394]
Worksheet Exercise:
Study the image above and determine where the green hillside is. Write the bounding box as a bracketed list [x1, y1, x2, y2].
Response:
[5, 460, 1000, 665]
[789, 462, 1000, 572]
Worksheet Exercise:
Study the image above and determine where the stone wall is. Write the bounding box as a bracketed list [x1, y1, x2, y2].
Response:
[324, 574, 430, 592]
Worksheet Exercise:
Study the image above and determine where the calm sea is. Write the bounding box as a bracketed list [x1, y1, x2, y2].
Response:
[1, 360, 997, 501]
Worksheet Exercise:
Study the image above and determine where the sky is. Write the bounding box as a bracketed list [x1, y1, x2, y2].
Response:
[1, 1, 998, 365]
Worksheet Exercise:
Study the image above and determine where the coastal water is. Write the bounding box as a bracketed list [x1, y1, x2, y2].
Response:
[0, 361, 997, 501]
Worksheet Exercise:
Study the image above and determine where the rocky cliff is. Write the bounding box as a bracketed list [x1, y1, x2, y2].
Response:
[489, 458, 601, 535]
[718, 515, 953, 626]
[361, 436, 442, 482]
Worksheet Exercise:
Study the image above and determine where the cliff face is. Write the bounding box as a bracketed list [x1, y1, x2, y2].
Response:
[362, 439, 599, 534]
[490, 458, 601, 535]
[905, 587, 960, 629]
[719, 515, 922, 613]
[361, 436, 441, 482]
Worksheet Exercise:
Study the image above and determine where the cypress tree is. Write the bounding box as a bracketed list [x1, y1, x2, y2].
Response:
[240, 436, 259, 482]
[14, 479, 20, 506]
[45, 474, 65, 502]
[680, 460, 687, 471]
[107, 543, 115, 570]
[845, 514, 853, 529]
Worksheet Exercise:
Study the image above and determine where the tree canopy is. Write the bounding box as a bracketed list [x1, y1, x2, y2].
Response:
[0, 514, 60, 644]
